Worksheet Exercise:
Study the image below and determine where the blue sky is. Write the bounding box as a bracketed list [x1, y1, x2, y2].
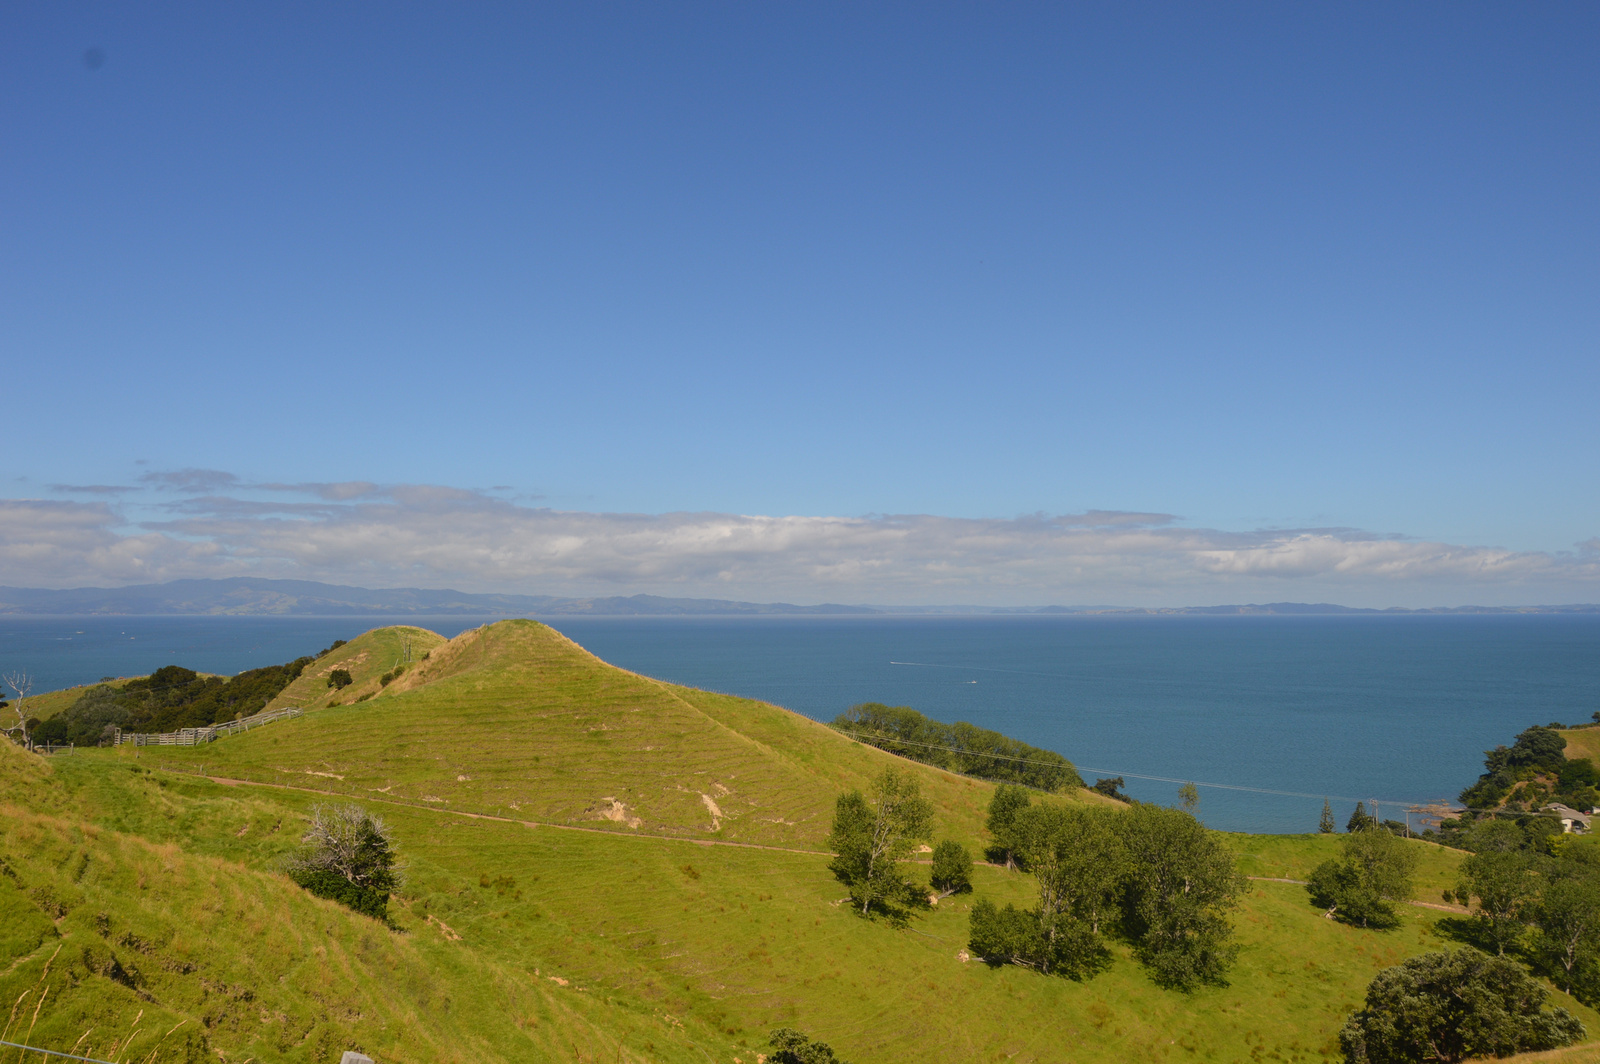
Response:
[3, 3, 1597, 604]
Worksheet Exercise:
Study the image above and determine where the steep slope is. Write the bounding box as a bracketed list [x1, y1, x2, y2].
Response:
[266, 625, 449, 711]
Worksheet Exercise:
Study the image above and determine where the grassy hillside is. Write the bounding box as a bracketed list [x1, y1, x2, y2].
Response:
[267, 626, 449, 712]
[3, 620, 1595, 1063]
[1561, 727, 1600, 765]
[140, 620, 1052, 851]
[0, 742, 731, 1064]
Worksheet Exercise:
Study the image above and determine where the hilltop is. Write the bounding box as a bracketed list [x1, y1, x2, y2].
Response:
[3, 621, 1597, 1063]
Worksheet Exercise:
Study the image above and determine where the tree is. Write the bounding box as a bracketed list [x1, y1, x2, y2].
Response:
[1463, 817, 1527, 854]
[327, 669, 354, 690]
[828, 769, 933, 916]
[1348, 801, 1375, 834]
[1532, 864, 1600, 995]
[1120, 804, 1246, 990]
[1339, 948, 1584, 1063]
[1005, 804, 1126, 975]
[2, 671, 32, 745]
[286, 803, 400, 900]
[1456, 850, 1538, 954]
[969, 897, 1046, 968]
[1091, 776, 1130, 803]
[1177, 782, 1199, 813]
[768, 1028, 849, 1064]
[930, 840, 972, 898]
[986, 784, 1031, 869]
[1307, 828, 1418, 929]
[1320, 799, 1336, 834]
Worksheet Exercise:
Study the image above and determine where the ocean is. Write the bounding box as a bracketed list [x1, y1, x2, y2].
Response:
[5, 613, 1597, 834]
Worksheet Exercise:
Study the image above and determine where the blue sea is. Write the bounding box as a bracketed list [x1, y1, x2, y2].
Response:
[5, 613, 1598, 835]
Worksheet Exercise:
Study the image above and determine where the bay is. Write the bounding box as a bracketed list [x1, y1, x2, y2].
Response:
[4, 613, 1597, 834]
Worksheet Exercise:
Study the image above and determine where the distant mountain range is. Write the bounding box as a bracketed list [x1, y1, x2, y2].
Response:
[0, 578, 1595, 617]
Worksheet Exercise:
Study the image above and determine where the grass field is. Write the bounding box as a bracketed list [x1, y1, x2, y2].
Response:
[1561, 727, 1600, 765]
[3, 620, 1594, 1063]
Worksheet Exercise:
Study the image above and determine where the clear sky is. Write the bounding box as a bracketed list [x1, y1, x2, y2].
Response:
[3, 3, 1597, 605]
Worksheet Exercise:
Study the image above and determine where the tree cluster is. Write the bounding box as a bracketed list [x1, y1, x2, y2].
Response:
[831, 703, 1083, 792]
[975, 786, 1246, 990]
[1457, 724, 1596, 813]
[32, 637, 352, 746]
[1437, 820, 1600, 1000]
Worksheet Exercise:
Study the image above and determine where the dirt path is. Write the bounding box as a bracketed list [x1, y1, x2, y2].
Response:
[1247, 875, 1469, 914]
[192, 771, 836, 857]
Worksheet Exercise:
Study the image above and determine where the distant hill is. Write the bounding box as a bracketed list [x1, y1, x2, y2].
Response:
[1090, 602, 1600, 616]
[0, 578, 1594, 615]
[0, 577, 879, 616]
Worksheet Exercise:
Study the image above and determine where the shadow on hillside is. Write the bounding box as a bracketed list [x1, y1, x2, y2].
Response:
[1432, 915, 1499, 953]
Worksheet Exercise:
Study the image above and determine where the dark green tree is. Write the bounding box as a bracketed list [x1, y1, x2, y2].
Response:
[1456, 849, 1538, 955]
[768, 1028, 849, 1064]
[1091, 776, 1130, 802]
[1463, 817, 1528, 854]
[986, 784, 1031, 869]
[1120, 804, 1246, 990]
[1532, 862, 1600, 995]
[1307, 828, 1418, 929]
[1339, 948, 1583, 1063]
[930, 840, 973, 898]
[1348, 801, 1375, 834]
[969, 897, 1046, 968]
[828, 768, 933, 916]
[328, 669, 354, 690]
[1320, 798, 1336, 834]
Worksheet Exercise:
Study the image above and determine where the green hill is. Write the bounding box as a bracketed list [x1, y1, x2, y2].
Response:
[3, 620, 1594, 1063]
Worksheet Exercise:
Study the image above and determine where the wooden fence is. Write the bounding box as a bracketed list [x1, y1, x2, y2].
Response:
[114, 706, 303, 747]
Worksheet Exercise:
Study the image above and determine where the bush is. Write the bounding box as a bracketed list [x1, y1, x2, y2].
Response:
[1340, 948, 1583, 1063]
[287, 868, 390, 921]
[768, 1027, 848, 1064]
[327, 669, 354, 690]
[284, 804, 400, 921]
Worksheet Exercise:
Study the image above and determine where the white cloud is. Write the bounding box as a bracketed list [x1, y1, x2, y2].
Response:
[0, 488, 1595, 606]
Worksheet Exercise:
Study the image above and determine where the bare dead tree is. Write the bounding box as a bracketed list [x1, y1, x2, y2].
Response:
[2, 671, 32, 745]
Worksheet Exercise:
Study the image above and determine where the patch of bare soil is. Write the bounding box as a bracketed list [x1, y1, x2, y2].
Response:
[585, 797, 643, 830]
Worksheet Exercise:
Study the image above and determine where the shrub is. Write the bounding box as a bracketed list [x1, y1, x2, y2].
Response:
[327, 669, 354, 690]
[768, 1027, 848, 1064]
[288, 868, 390, 922]
[284, 804, 400, 921]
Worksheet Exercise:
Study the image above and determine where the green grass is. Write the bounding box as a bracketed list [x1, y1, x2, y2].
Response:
[4, 620, 1596, 1063]
[137, 619, 1099, 852]
[1561, 727, 1600, 765]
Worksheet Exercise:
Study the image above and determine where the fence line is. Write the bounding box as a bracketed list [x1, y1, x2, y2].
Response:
[113, 706, 303, 747]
